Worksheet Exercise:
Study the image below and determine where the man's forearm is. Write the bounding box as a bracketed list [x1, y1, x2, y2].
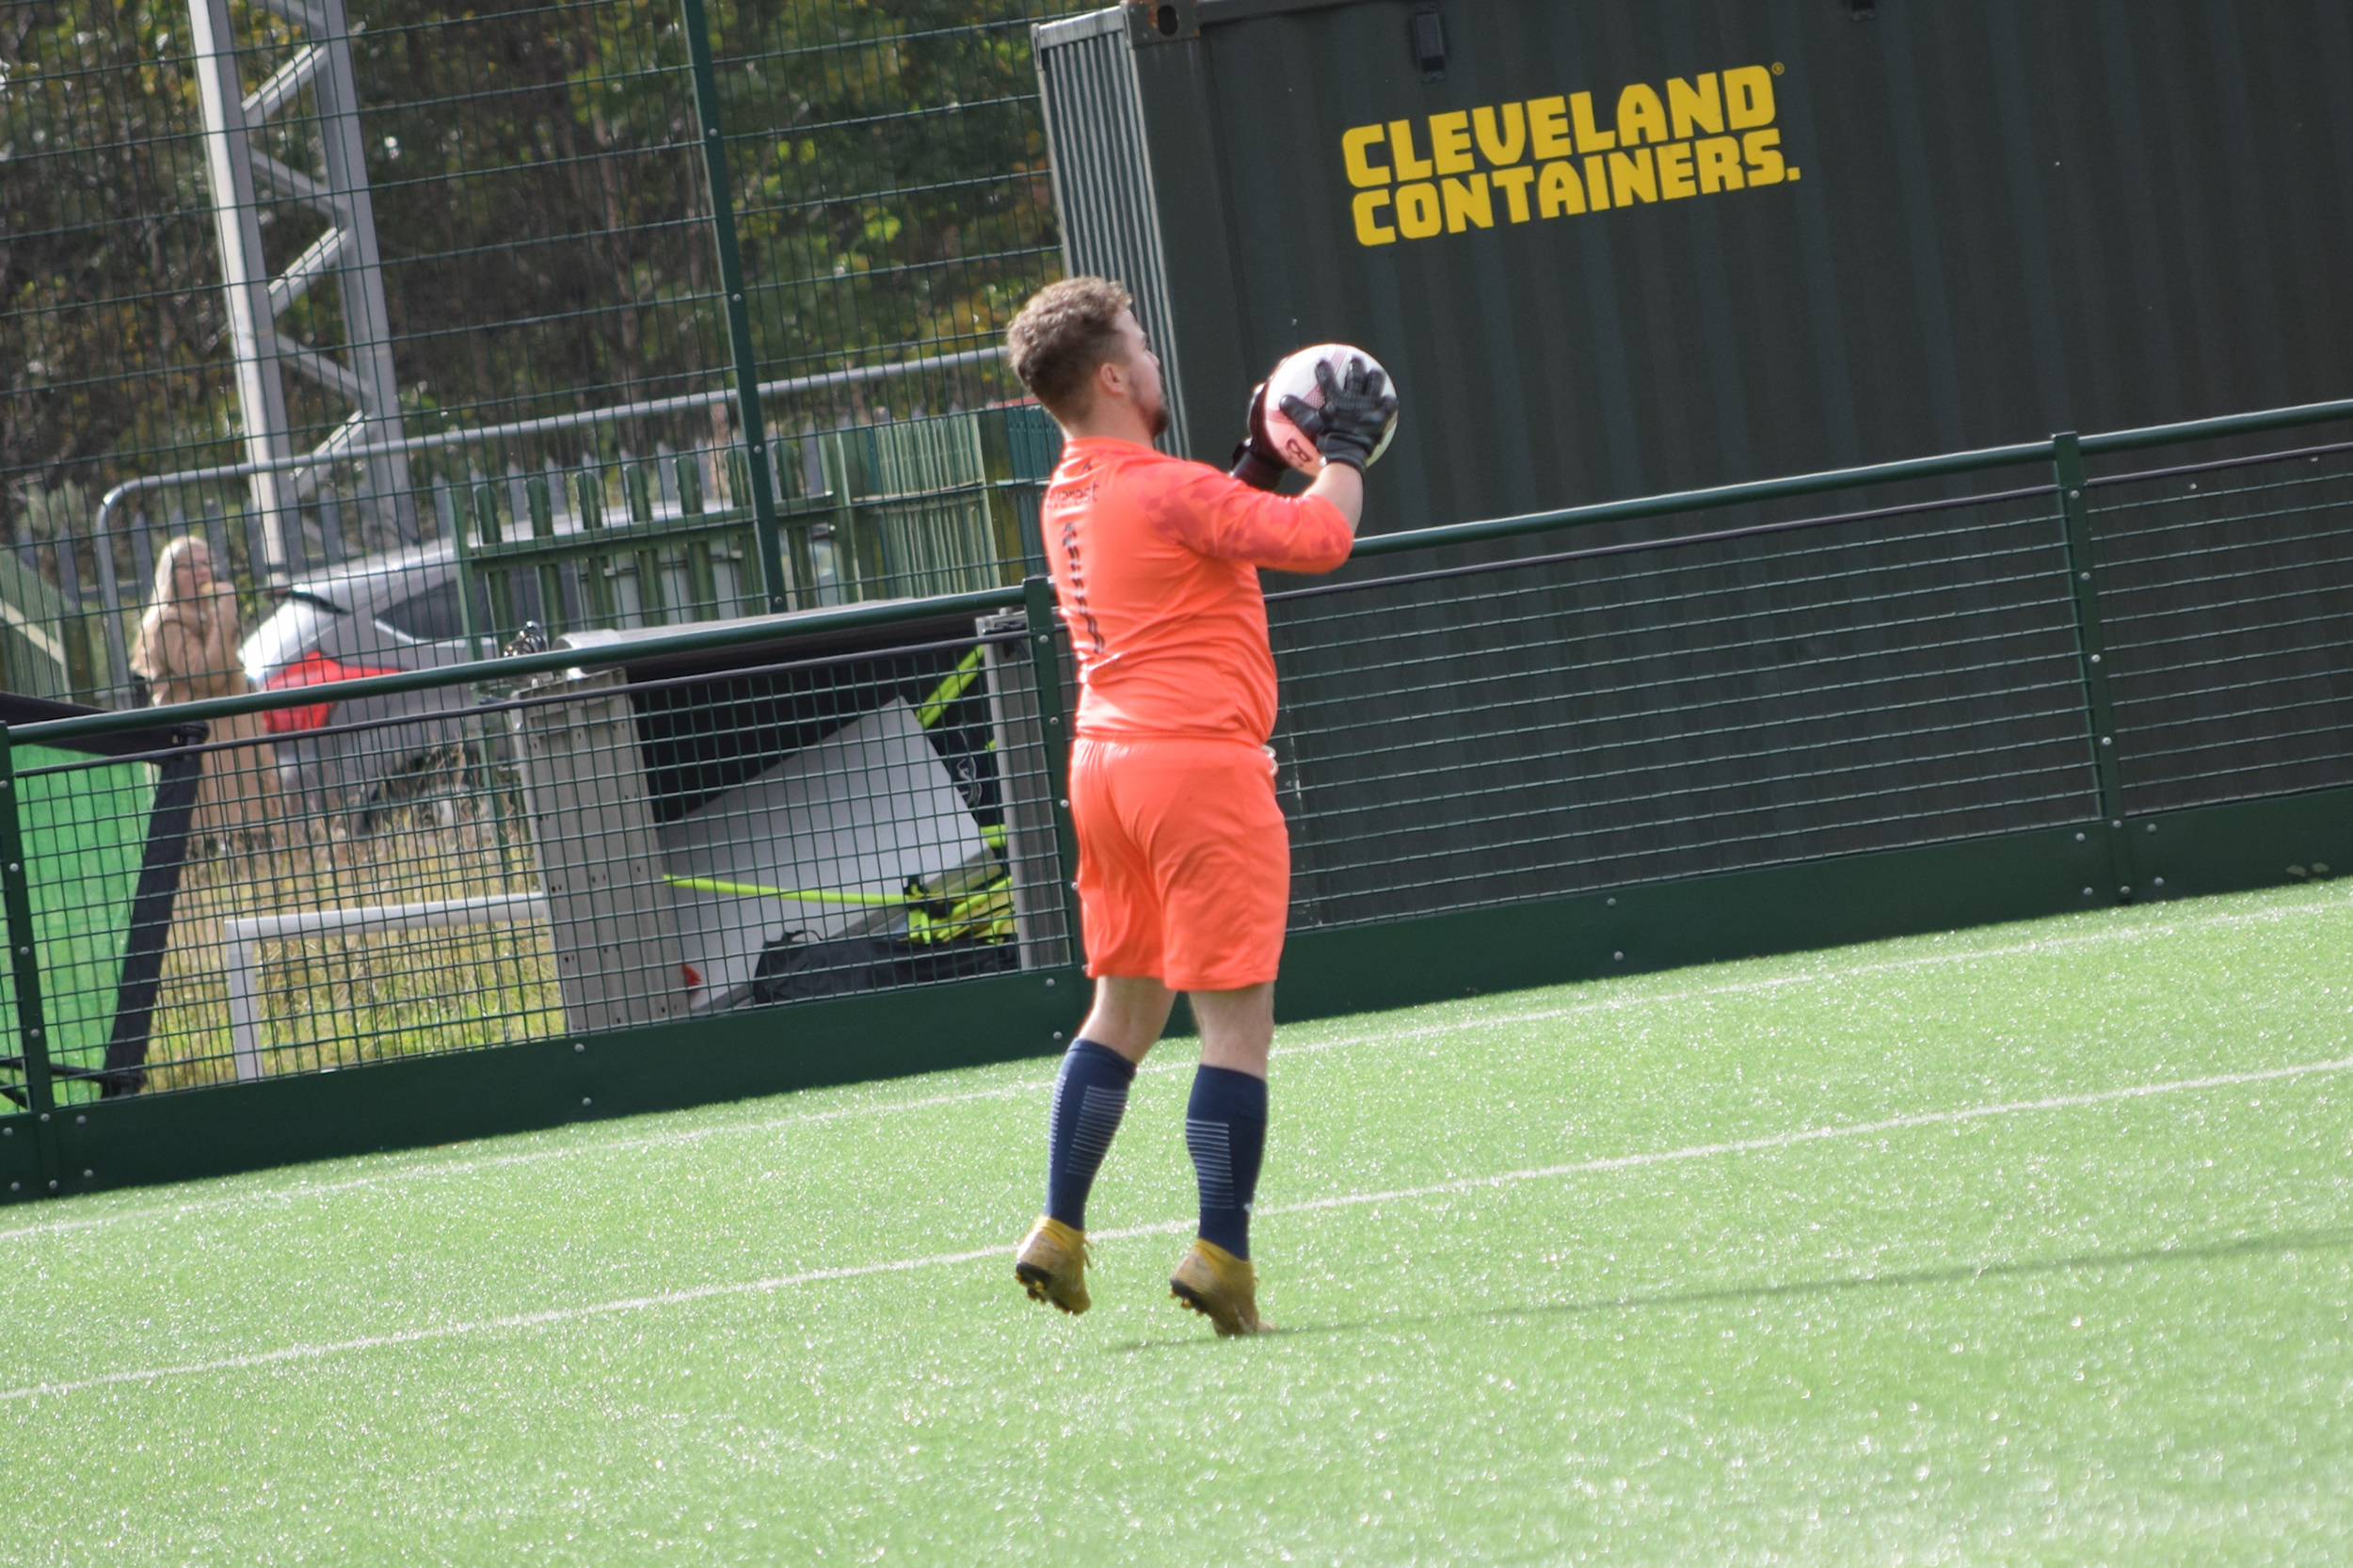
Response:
[1304, 461, 1364, 536]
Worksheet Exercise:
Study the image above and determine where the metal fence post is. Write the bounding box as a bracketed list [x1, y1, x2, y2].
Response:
[0, 728, 63, 1192]
[678, 0, 791, 616]
[1022, 575, 1085, 967]
[2053, 432, 2138, 901]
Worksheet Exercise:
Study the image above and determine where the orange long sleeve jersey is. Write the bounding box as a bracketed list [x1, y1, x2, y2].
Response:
[1040, 437, 1354, 745]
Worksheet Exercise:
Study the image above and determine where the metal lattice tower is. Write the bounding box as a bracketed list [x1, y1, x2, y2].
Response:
[187, 0, 410, 585]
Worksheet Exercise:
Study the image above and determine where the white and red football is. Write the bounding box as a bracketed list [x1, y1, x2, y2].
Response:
[1260, 343, 1400, 472]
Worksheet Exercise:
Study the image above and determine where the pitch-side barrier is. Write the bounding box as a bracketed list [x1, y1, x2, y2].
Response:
[3, 395, 2350, 1200]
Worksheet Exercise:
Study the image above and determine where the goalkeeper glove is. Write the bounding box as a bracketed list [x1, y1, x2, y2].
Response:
[1227, 380, 1288, 491]
[1279, 356, 1395, 473]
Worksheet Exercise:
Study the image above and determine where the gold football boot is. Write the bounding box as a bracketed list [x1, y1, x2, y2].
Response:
[1169, 1238, 1272, 1336]
[1014, 1215, 1093, 1316]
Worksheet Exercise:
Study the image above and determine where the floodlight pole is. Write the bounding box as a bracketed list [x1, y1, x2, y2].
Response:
[188, 0, 413, 588]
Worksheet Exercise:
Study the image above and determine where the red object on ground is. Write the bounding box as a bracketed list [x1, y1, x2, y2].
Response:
[261, 650, 398, 735]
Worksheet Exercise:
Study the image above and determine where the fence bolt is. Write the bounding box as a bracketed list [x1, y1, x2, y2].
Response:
[2079, 570, 2090, 581]
[2111, 820, 2122, 829]
[74, 1114, 84, 1125]
[573, 1041, 585, 1053]
[2100, 736, 2112, 746]
[1612, 951, 1625, 961]
[2069, 488, 2082, 499]
[2153, 876, 2167, 888]
[2083, 887, 2095, 896]
[2075, 831, 2087, 841]
[38, 1112, 47, 1122]
[2119, 886, 2132, 897]
[1053, 1031, 1065, 1041]
[81, 1168, 91, 1179]
[46, 1179, 56, 1192]
[2089, 653, 2101, 664]
[582, 1096, 593, 1108]
[2146, 823, 2157, 834]
[2, 1126, 10, 1137]
[1045, 977, 1057, 987]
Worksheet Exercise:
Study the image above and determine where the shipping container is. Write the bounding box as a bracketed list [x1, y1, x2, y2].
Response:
[1032, 0, 2353, 937]
[1035, 0, 2353, 520]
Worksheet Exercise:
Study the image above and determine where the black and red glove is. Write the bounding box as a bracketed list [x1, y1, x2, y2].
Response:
[1278, 356, 1395, 473]
[1227, 380, 1287, 491]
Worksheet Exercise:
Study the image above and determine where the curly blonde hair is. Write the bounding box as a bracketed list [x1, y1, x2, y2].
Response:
[1006, 276, 1134, 418]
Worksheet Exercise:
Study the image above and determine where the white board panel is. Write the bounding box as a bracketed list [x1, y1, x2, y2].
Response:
[658, 699, 986, 1008]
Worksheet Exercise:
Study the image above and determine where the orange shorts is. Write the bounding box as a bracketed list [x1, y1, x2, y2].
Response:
[1068, 735, 1289, 992]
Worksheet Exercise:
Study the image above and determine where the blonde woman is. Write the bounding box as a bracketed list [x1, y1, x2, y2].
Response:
[132, 536, 278, 847]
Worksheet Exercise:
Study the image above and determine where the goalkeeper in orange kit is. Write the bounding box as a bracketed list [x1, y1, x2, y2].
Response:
[1001, 277, 1395, 1335]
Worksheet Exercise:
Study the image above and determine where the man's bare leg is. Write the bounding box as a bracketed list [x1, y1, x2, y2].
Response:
[1078, 974, 1177, 1064]
[1190, 983, 1273, 1078]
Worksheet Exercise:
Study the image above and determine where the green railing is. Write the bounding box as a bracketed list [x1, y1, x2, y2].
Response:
[770, 404, 1063, 606]
[1, 393, 2349, 1199]
[443, 406, 1063, 651]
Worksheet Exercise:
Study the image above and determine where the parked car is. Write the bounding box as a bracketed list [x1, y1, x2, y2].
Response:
[238, 542, 538, 813]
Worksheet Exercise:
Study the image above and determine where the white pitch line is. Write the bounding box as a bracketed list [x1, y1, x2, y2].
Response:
[1259, 1051, 2353, 1219]
[7, 1050, 2347, 1405]
[1, 890, 2343, 1245]
[0, 1244, 1007, 1404]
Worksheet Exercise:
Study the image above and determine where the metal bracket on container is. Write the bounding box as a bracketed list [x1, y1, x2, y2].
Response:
[1126, 0, 1200, 45]
[1410, 7, 1447, 81]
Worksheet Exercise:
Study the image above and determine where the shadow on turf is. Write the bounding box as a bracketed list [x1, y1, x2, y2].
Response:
[1106, 1226, 2353, 1353]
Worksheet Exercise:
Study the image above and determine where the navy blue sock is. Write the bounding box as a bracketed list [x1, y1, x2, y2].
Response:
[1045, 1039, 1135, 1231]
[1185, 1065, 1269, 1260]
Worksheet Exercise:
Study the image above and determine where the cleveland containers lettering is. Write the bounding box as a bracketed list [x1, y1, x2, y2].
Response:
[1345, 67, 1792, 246]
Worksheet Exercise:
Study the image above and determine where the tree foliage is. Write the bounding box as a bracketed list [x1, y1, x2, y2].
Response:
[0, 0, 1080, 544]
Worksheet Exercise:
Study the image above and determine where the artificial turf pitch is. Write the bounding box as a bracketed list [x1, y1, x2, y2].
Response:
[4, 882, 2350, 1563]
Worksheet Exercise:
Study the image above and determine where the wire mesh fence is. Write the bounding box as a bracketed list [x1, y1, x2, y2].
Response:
[2, 0, 1086, 715]
[4, 605, 1072, 1101]
[2089, 440, 2353, 818]
[7, 404, 2351, 1121]
[1268, 487, 2100, 930]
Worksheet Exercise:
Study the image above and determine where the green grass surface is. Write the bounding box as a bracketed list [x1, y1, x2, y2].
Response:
[6, 882, 2352, 1563]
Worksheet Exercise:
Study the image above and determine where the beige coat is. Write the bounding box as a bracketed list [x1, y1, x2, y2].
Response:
[133, 583, 278, 844]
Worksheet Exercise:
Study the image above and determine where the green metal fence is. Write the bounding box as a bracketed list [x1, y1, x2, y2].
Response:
[2, 393, 2349, 1199]
[1, 0, 1087, 712]
[445, 402, 1062, 652]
